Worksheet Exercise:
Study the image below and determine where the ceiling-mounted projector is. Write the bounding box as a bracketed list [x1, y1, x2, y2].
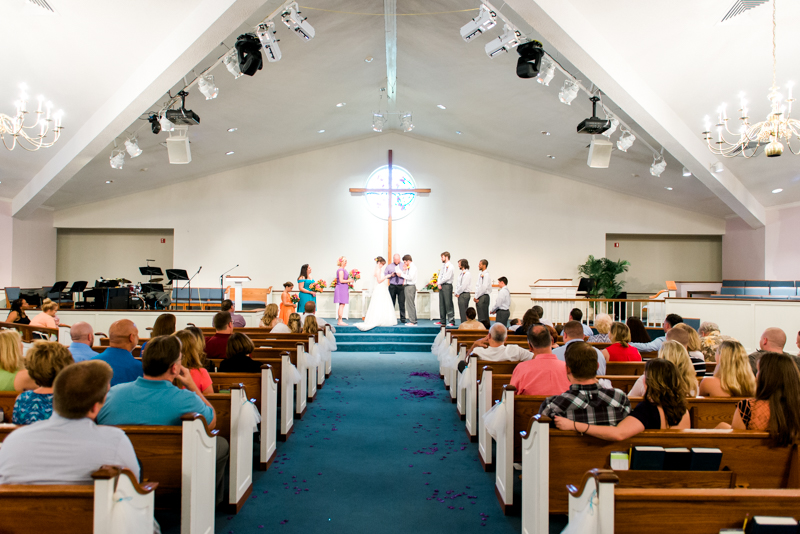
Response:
[165, 90, 200, 126]
[577, 96, 611, 135]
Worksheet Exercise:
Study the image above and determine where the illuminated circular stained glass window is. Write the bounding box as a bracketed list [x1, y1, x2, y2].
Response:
[363, 165, 417, 220]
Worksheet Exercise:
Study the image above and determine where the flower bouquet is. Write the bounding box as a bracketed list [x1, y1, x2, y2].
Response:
[309, 280, 327, 293]
[290, 294, 300, 306]
[424, 272, 439, 292]
[349, 269, 361, 283]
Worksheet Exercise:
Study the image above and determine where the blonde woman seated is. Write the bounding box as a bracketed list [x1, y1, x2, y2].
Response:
[602, 322, 642, 362]
[287, 313, 302, 334]
[699, 340, 756, 398]
[0, 330, 36, 392]
[260, 303, 291, 333]
[554, 358, 690, 439]
[174, 330, 213, 394]
[29, 298, 60, 329]
[628, 340, 698, 398]
[587, 314, 612, 343]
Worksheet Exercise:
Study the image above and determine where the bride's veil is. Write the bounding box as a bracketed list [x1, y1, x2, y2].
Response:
[366, 261, 378, 296]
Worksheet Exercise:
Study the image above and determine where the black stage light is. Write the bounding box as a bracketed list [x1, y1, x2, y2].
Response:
[165, 91, 200, 126]
[236, 33, 263, 76]
[148, 114, 161, 134]
[577, 96, 611, 134]
[516, 40, 545, 79]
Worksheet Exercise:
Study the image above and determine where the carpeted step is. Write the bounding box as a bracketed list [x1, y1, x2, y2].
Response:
[335, 333, 437, 343]
[335, 325, 440, 335]
[335, 342, 433, 352]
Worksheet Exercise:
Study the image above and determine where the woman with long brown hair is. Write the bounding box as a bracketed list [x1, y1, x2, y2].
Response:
[174, 330, 213, 394]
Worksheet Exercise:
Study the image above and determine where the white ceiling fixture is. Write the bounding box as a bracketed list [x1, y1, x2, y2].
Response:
[281, 2, 315, 40]
[256, 22, 282, 63]
[226, 151, 234, 155]
[558, 79, 579, 105]
[227, 127, 237, 132]
[437, 104, 446, 109]
[400, 112, 414, 132]
[711, 162, 724, 173]
[460, 4, 497, 42]
[336, 103, 346, 107]
[456, 131, 462, 134]
[223, 49, 243, 79]
[617, 128, 635, 152]
[772, 188, 783, 193]
[682, 167, 692, 177]
[318, 129, 325, 133]
[124, 138, 142, 158]
[105, 180, 112, 184]
[372, 112, 386, 133]
[197, 74, 219, 100]
[650, 155, 666, 177]
[665, 186, 673, 190]
[109, 151, 124, 170]
[1, 83, 63, 151]
[536, 56, 555, 86]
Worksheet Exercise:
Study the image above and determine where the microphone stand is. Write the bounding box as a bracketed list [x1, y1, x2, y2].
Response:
[219, 264, 239, 305]
[181, 267, 202, 309]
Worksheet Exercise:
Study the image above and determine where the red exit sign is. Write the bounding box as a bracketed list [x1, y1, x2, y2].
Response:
[614, 242, 620, 248]
[161, 238, 166, 244]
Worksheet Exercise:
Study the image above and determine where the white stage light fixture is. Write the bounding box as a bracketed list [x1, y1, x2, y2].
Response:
[223, 49, 243, 79]
[197, 74, 219, 100]
[460, 4, 497, 42]
[124, 138, 142, 158]
[282, 2, 314, 40]
[710, 161, 724, 173]
[650, 156, 667, 177]
[602, 117, 619, 138]
[372, 112, 386, 132]
[110, 151, 125, 169]
[484, 24, 521, 58]
[587, 136, 613, 168]
[257, 22, 282, 62]
[682, 167, 692, 177]
[166, 126, 191, 164]
[159, 113, 175, 133]
[558, 79, 579, 105]
[400, 112, 414, 132]
[617, 128, 636, 152]
[536, 56, 555, 86]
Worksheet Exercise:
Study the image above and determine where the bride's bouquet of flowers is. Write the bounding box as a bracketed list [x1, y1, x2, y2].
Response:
[309, 280, 327, 293]
[290, 294, 300, 306]
[424, 273, 439, 292]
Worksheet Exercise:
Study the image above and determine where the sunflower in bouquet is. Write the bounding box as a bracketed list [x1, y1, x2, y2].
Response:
[424, 272, 439, 292]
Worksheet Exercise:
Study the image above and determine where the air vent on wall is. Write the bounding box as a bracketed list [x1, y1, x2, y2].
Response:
[24, 0, 55, 12]
[721, 0, 769, 22]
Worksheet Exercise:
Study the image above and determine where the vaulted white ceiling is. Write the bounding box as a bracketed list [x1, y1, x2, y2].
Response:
[2, 0, 799, 226]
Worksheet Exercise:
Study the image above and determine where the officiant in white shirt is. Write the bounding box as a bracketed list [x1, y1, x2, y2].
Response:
[398, 254, 418, 326]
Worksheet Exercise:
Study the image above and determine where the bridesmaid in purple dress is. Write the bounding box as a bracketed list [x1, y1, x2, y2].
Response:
[334, 256, 353, 325]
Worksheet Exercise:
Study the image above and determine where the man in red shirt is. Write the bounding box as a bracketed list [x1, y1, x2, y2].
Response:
[205, 312, 233, 359]
[510, 324, 570, 396]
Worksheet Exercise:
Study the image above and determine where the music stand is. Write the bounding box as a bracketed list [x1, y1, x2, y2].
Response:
[167, 269, 190, 309]
[49, 281, 68, 306]
[139, 266, 163, 284]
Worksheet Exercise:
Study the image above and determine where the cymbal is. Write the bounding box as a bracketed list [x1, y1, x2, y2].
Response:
[117, 278, 132, 283]
[150, 278, 163, 283]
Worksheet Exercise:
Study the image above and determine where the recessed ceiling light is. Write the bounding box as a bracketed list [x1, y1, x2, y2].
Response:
[318, 129, 325, 133]
[227, 127, 237, 132]
[105, 180, 113, 184]
[437, 104, 446, 110]
[632, 174, 640, 178]
[547, 155, 555, 159]
[139, 168, 148, 172]
[541, 131, 550, 136]
[226, 151, 235, 155]
[665, 187, 673, 191]
[455, 131, 462, 135]
[336, 103, 346, 107]
[365, 56, 374, 63]
[772, 188, 783, 194]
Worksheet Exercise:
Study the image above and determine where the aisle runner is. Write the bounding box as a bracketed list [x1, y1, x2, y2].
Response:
[206, 351, 524, 534]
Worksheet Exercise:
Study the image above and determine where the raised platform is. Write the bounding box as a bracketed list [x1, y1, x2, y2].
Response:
[335, 323, 438, 352]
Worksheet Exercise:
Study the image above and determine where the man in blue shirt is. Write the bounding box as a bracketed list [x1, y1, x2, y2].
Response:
[97, 335, 227, 504]
[630, 313, 683, 354]
[68, 322, 97, 362]
[553, 321, 607, 375]
[92, 319, 143, 386]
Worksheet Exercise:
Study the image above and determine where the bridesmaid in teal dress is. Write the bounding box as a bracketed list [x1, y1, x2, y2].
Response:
[297, 264, 316, 315]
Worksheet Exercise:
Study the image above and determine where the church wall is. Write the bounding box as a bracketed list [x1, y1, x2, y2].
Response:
[52, 134, 726, 292]
[764, 204, 800, 281]
[0, 200, 13, 288]
[8, 204, 57, 288]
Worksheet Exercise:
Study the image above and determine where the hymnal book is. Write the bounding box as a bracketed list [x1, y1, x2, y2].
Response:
[629, 446, 665, 470]
[610, 451, 629, 471]
[690, 447, 722, 471]
[744, 516, 798, 533]
[663, 447, 692, 471]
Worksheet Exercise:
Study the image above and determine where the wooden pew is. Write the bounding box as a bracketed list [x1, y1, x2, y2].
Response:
[91, 345, 142, 358]
[210, 365, 279, 469]
[100, 337, 150, 346]
[0, 465, 157, 534]
[0, 320, 59, 342]
[0, 390, 18, 423]
[567, 469, 800, 534]
[599, 375, 639, 394]
[519, 415, 800, 533]
[119, 412, 218, 533]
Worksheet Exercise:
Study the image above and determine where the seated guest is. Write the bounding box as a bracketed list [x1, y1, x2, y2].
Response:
[569, 308, 593, 337]
[466, 324, 532, 362]
[602, 322, 642, 362]
[221, 299, 246, 328]
[699, 321, 727, 362]
[67, 322, 96, 362]
[5, 298, 31, 325]
[300, 301, 330, 330]
[219, 333, 263, 374]
[665, 326, 706, 377]
[630, 313, 683, 353]
[260, 303, 290, 333]
[0, 360, 140, 484]
[205, 312, 234, 360]
[92, 319, 142, 387]
[509, 325, 570, 395]
[142, 312, 177, 355]
[674, 323, 707, 368]
[457, 307, 487, 331]
[626, 316, 651, 343]
[174, 330, 213, 394]
[508, 318, 521, 331]
[699, 340, 756, 398]
[531, 305, 553, 328]
[29, 298, 59, 329]
[629, 340, 698, 397]
[553, 321, 607, 376]
[748, 327, 798, 375]
[0, 330, 36, 392]
[720, 352, 800, 446]
[13, 342, 73, 424]
[539, 341, 631, 424]
[587, 314, 612, 343]
[511, 309, 541, 337]
[287, 313, 302, 334]
[554, 358, 690, 439]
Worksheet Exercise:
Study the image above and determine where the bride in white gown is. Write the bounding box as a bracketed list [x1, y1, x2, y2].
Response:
[356, 257, 398, 331]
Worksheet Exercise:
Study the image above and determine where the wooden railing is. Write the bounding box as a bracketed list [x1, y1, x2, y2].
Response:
[530, 297, 667, 327]
[0, 321, 59, 342]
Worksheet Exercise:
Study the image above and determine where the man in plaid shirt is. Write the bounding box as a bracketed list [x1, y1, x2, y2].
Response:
[539, 341, 631, 425]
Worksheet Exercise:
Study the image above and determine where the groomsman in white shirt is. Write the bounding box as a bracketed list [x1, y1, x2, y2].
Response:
[454, 259, 472, 326]
[400, 254, 418, 326]
[490, 277, 511, 327]
[473, 259, 492, 328]
[436, 251, 455, 327]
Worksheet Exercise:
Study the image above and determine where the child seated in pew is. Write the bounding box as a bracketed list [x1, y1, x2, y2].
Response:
[539, 341, 630, 425]
[219, 333, 263, 374]
[629, 341, 698, 398]
[13, 342, 74, 424]
[718, 352, 800, 446]
[698, 340, 755, 398]
[554, 358, 690, 439]
[0, 360, 140, 484]
[174, 330, 213, 394]
[287, 313, 302, 334]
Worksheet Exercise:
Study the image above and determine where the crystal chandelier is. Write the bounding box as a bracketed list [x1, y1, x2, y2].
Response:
[702, 0, 798, 158]
[0, 83, 63, 151]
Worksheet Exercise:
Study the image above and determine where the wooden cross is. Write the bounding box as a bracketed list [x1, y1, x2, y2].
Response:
[349, 150, 430, 259]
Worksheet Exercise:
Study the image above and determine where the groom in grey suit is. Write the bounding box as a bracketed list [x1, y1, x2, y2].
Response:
[401, 254, 418, 326]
